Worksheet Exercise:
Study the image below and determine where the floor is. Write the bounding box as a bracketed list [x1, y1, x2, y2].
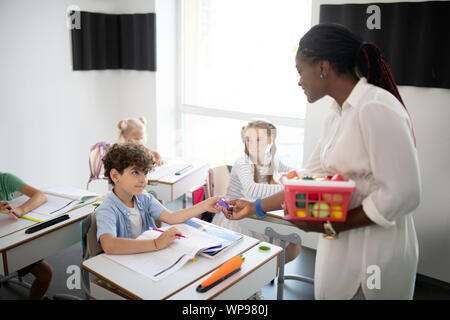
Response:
[1, 197, 449, 300]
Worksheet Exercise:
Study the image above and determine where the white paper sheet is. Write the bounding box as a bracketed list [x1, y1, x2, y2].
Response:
[104, 224, 223, 281]
[43, 186, 99, 202]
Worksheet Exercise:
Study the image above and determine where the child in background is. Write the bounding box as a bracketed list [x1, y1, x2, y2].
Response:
[96, 143, 222, 254]
[117, 116, 165, 166]
[213, 120, 301, 261]
[0, 172, 53, 300]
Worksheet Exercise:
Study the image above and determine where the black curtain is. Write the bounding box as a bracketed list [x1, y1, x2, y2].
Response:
[320, 1, 450, 89]
[71, 11, 156, 71]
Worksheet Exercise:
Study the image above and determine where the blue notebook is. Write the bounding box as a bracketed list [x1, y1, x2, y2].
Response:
[184, 219, 243, 258]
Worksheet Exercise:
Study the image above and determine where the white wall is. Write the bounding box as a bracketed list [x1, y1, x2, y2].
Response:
[303, 0, 450, 283]
[0, 0, 178, 194]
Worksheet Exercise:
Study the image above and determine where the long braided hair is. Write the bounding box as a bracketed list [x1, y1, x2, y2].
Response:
[297, 23, 416, 145]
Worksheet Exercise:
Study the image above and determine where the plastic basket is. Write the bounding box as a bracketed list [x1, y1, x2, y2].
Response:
[282, 175, 356, 222]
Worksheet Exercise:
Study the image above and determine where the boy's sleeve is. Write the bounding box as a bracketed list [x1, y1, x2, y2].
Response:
[4, 173, 25, 195]
[145, 192, 166, 220]
[96, 205, 118, 242]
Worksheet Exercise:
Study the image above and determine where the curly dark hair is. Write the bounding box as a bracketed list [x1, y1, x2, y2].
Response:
[102, 142, 156, 185]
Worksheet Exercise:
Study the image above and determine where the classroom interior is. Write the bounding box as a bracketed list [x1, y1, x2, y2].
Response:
[1, 0, 450, 300]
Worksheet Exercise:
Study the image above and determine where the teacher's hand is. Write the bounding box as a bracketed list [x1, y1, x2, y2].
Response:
[223, 199, 255, 220]
[283, 204, 325, 233]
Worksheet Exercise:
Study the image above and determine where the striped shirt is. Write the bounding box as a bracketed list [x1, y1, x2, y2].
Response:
[224, 155, 293, 201]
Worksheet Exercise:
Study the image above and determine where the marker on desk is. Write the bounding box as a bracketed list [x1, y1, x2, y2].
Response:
[151, 227, 186, 238]
[25, 214, 70, 234]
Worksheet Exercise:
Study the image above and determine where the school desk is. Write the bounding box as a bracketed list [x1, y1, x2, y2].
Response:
[0, 201, 97, 277]
[82, 229, 282, 300]
[238, 210, 315, 300]
[146, 159, 209, 206]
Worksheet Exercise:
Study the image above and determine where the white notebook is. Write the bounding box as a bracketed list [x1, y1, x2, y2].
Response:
[7, 186, 99, 222]
[104, 223, 224, 281]
[42, 186, 99, 202]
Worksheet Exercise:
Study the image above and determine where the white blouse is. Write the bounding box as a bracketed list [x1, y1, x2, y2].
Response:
[307, 77, 421, 300]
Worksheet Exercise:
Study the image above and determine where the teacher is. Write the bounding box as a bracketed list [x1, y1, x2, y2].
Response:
[224, 23, 421, 300]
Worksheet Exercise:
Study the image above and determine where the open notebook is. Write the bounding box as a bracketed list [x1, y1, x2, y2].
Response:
[184, 219, 243, 258]
[4, 186, 99, 223]
[104, 221, 242, 281]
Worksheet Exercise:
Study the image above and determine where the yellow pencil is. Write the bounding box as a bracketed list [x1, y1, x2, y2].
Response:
[20, 215, 43, 223]
[1, 210, 43, 223]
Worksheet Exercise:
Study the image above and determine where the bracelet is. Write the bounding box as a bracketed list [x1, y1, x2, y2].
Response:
[328, 221, 338, 234]
[255, 198, 267, 217]
[154, 239, 158, 250]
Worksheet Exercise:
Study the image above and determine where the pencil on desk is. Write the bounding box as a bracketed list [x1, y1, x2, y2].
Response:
[0, 210, 43, 223]
[151, 227, 186, 238]
[20, 215, 43, 223]
[1, 210, 18, 221]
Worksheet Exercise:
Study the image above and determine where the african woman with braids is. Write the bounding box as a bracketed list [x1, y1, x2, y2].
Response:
[221, 23, 421, 300]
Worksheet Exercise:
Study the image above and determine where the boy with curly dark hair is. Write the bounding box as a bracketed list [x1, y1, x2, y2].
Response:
[97, 142, 221, 254]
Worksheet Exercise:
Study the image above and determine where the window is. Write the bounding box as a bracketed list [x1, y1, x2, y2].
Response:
[180, 0, 312, 168]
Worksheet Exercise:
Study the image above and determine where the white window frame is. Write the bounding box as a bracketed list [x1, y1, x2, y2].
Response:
[176, 0, 306, 158]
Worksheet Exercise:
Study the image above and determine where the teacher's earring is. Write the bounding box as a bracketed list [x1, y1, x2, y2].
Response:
[319, 73, 324, 79]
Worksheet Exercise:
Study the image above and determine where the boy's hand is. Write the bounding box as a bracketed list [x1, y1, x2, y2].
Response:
[155, 227, 182, 250]
[0, 201, 23, 218]
[202, 196, 223, 213]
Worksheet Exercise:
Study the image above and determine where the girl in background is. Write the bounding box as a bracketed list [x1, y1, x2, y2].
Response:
[212, 120, 301, 262]
[117, 116, 165, 166]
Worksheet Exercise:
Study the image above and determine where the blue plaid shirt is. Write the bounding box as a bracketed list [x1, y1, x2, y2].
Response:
[96, 190, 166, 241]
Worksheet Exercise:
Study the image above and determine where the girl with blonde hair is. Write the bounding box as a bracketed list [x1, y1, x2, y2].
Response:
[213, 119, 301, 262]
[117, 116, 164, 166]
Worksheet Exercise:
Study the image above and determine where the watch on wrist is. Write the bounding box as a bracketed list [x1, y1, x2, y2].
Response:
[323, 221, 339, 240]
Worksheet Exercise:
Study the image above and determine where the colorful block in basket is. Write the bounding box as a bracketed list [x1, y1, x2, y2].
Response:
[295, 210, 307, 217]
[322, 193, 344, 203]
[296, 193, 306, 200]
[295, 201, 306, 208]
[281, 172, 356, 221]
[331, 204, 343, 219]
[308, 193, 319, 200]
[311, 203, 330, 218]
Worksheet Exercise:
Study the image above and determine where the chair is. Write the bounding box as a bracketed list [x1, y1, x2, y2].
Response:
[53, 211, 102, 300]
[79, 211, 103, 299]
[205, 165, 232, 199]
[201, 165, 231, 222]
[0, 271, 32, 291]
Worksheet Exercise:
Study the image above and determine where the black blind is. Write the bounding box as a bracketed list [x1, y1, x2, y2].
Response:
[71, 11, 156, 71]
[320, 1, 450, 89]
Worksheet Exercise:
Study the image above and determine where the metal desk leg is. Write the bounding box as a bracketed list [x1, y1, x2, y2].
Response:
[0, 273, 32, 291]
[264, 227, 314, 300]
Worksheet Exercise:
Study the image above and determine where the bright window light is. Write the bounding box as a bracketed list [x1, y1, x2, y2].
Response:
[181, 0, 311, 167]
